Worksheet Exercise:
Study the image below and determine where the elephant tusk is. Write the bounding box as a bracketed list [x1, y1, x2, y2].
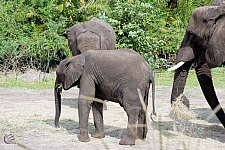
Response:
[168, 61, 185, 71]
[56, 83, 63, 93]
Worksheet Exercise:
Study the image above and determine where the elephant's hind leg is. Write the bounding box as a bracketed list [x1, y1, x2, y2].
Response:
[137, 110, 147, 140]
[119, 105, 140, 145]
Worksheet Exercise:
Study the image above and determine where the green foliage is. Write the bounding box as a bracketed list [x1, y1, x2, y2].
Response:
[0, 0, 215, 71]
[61, 0, 111, 27]
[168, 0, 214, 27]
[0, 0, 70, 72]
[97, 1, 184, 68]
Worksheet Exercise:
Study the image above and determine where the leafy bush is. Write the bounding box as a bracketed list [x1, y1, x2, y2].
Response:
[0, 0, 70, 72]
[169, 0, 214, 27]
[96, 1, 185, 69]
[0, 0, 215, 72]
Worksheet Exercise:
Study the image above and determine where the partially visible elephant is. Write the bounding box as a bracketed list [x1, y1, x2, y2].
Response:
[65, 17, 116, 109]
[65, 17, 116, 56]
[54, 49, 156, 145]
[212, 0, 225, 5]
[168, 1, 225, 127]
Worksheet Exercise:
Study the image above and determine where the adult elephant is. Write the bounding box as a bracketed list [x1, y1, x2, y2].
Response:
[168, 2, 225, 127]
[65, 17, 116, 56]
[54, 49, 156, 145]
[64, 17, 116, 109]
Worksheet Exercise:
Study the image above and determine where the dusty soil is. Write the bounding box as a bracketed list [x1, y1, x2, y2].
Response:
[0, 70, 225, 150]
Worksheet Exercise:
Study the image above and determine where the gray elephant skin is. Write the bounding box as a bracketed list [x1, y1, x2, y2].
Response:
[65, 17, 116, 110]
[65, 17, 116, 56]
[169, 1, 225, 127]
[54, 49, 156, 145]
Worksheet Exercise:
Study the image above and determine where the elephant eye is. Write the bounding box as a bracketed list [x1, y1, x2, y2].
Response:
[202, 19, 207, 23]
[65, 62, 70, 69]
[64, 63, 69, 70]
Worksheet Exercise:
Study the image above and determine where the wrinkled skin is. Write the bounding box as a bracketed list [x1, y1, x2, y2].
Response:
[54, 49, 156, 145]
[170, 1, 225, 127]
[64, 17, 116, 110]
[65, 17, 116, 56]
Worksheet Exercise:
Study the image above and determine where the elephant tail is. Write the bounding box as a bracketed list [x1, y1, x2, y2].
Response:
[150, 77, 157, 120]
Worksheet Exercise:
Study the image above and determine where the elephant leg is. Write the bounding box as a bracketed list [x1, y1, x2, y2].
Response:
[78, 81, 96, 142]
[91, 101, 105, 138]
[78, 97, 92, 142]
[196, 63, 225, 127]
[119, 105, 140, 145]
[137, 109, 147, 140]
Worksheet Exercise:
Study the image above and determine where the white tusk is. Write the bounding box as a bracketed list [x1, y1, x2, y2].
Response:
[168, 62, 185, 71]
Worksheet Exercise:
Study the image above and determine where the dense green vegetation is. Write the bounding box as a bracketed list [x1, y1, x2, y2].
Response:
[0, 0, 213, 72]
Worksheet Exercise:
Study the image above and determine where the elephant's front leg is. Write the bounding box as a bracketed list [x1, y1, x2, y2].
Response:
[196, 63, 225, 127]
[91, 101, 105, 138]
[78, 96, 92, 142]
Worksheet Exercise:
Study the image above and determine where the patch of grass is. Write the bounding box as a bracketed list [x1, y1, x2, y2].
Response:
[0, 77, 55, 89]
[155, 67, 225, 88]
[155, 71, 174, 86]
[0, 67, 224, 89]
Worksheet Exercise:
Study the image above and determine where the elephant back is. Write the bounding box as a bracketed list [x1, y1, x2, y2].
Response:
[66, 17, 116, 56]
[90, 17, 116, 50]
[212, 0, 225, 6]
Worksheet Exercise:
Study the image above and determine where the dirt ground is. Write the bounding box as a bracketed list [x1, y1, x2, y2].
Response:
[0, 70, 225, 150]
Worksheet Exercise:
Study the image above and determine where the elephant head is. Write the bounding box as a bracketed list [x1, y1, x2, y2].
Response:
[65, 17, 116, 56]
[54, 55, 85, 127]
[168, 4, 225, 127]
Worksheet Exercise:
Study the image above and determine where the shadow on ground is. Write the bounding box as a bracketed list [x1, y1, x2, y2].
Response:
[61, 98, 78, 109]
[44, 119, 126, 140]
[152, 108, 225, 143]
[192, 108, 222, 124]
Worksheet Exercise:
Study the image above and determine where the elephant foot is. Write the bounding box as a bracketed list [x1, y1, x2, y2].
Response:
[78, 133, 90, 142]
[137, 129, 147, 140]
[119, 136, 135, 145]
[91, 131, 105, 138]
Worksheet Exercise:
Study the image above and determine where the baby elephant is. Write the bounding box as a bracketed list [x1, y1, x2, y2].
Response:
[54, 49, 156, 145]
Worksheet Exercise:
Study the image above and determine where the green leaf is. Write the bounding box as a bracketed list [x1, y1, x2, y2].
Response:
[56, 4, 64, 13]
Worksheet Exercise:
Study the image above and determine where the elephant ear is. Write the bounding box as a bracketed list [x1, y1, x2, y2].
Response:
[91, 25, 111, 49]
[63, 55, 85, 90]
[187, 6, 225, 39]
[67, 23, 86, 56]
[90, 17, 116, 50]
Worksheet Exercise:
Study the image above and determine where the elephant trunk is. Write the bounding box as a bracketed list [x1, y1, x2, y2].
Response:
[196, 63, 225, 127]
[54, 77, 62, 128]
[171, 62, 192, 103]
